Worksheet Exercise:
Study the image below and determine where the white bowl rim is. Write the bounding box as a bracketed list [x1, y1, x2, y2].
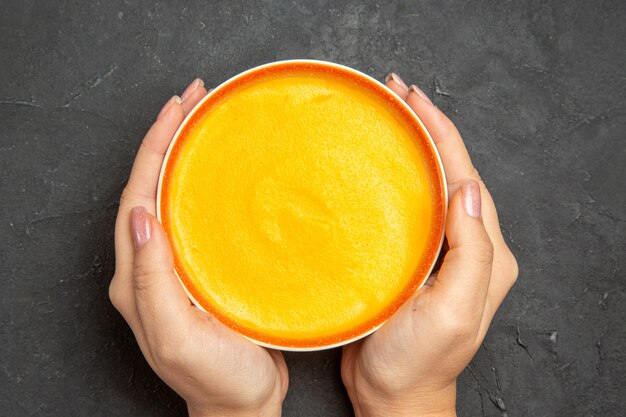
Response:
[156, 59, 448, 352]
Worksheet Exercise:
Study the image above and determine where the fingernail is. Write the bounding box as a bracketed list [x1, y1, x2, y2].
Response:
[385, 72, 408, 90]
[181, 78, 204, 101]
[131, 206, 151, 248]
[462, 181, 481, 218]
[157, 95, 182, 119]
[408, 85, 433, 105]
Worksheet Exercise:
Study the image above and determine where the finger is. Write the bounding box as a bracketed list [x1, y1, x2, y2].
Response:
[180, 78, 208, 114]
[402, 85, 516, 320]
[266, 349, 290, 394]
[116, 80, 208, 274]
[431, 181, 493, 324]
[121, 97, 185, 211]
[109, 273, 157, 367]
[405, 86, 479, 197]
[113, 98, 185, 283]
[384, 72, 409, 99]
[477, 243, 518, 341]
[424, 271, 438, 287]
[122, 78, 208, 212]
[478, 187, 519, 314]
[130, 206, 194, 344]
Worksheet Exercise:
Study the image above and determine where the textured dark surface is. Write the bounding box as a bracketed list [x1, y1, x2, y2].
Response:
[1, 1, 625, 416]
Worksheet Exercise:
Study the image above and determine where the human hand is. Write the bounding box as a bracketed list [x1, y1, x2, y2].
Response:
[109, 79, 288, 417]
[341, 74, 519, 417]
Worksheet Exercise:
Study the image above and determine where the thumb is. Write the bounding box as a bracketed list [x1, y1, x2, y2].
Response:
[434, 181, 494, 318]
[130, 206, 192, 334]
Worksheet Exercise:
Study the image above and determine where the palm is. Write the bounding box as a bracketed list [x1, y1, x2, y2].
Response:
[171, 309, 288, 411]
[342, 282, 446, 395]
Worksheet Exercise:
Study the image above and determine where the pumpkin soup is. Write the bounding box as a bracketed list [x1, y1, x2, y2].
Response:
[159, 61, 445, 349]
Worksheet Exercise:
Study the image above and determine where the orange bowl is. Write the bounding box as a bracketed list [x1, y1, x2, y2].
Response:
[157, 60, 447, 351]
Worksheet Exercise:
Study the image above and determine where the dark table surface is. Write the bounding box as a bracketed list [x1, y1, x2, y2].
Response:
[1, 1, 625, 416]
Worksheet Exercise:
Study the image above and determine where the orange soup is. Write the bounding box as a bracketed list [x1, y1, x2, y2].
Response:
[159, 62, 445, 349]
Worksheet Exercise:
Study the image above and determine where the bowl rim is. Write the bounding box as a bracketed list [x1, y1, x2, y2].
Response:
[156, 59, 448, 351]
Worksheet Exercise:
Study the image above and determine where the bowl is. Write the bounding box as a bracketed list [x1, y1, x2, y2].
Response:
[157, 59, 447, 351]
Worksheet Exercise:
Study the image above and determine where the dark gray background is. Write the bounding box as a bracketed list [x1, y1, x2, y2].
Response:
[1, 0, 624, 416]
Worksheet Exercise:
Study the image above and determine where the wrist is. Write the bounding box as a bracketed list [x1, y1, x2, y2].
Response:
[188, 402, 282, 417]
[356, 407, 455, 417]
[350, 382, 457, 417]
